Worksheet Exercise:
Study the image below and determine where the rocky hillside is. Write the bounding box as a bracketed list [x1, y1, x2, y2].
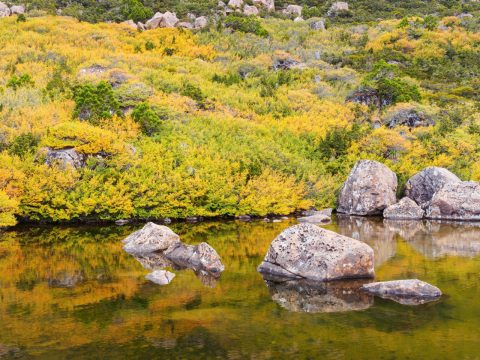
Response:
[0, 3, 479, 226]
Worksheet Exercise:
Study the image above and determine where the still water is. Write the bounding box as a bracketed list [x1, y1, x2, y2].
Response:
[1, 216, 480, 359]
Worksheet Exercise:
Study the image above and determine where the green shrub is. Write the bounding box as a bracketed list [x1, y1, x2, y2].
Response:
[180, 81, 207, 107]
[224, 15, 269, 37]
[8, 133, 40, 158]
[212, 72, 243, 86]
[121, 0, 153, 22]
[145, 40, 155, 51]
[6, 74, 35, 91]
[131, 102, 164, 135]
[73, 81, 121, 124]
[17, 14, 27, 22]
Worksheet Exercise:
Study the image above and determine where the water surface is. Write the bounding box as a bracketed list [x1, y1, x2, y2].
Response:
[1, 217, 480, 359]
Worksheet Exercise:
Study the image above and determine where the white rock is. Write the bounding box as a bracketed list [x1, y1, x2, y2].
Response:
[10, 5, 25, 15]
[253, 0, 275, 12]
[194, 16, 208, 29]
[228, 0, 243, 8]
[283, 4, 302, 17]
[243, 5, 259, 16]
[146, 270, 176, 285]
[0, 2, 10, 17]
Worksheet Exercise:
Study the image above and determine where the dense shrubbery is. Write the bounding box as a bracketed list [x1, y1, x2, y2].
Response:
[224, 15, 269, 37]
[73, 82, 122, 124]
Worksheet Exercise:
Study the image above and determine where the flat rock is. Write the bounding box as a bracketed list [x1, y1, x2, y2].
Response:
[146, 270, 175, 285]
[122, 222, 180, 254]
[361, 279, 441, 305]
[337, 160, 398, 216]
[297, 214, 331, 224]
[384, 197, 424, 220]
[165, 242, 225, 276]
[258, 223, 374, 281]
[425, 181, 480, 221]
[405, 167, 460, 207]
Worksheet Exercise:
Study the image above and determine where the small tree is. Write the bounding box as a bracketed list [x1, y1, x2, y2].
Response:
[73, 81, 121, 124]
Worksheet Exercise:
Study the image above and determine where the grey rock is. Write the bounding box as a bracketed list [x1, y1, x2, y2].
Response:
[337, 160, 398, 216]
[385, 106, 435, 128]
[405, 167, 460, 207]
[137, 22, 146, 31]
[253, 0, 275, 11]
[48, 271, 84, 288]
[121, 20, 138, 30]
[165, 242, 225, 275]
[384, 197, 424, 220]
[78, 64, 107, 77]
[258, 223, 374, 281]
[361, 279, 442, 305]
[327, 1, 349, 17]
[177, 21, 194, 29]
[115, 219, 130, 226]
[146, 270, 175, 285]
[0, 2, 10, 17]
[297, 214, 331, 224]
[272, 58, 306, 71]
[145, 11, 178, 29]
[346, 87, 392, 108]
[244, 5, 259, 16]
[134, 252, 175, 270]
[10, 5, 25, 14]
[45, 147, 86, 169]
[236, 215, 251, 221]
[122, 222, 181, 255]
[283, 4, 302, 17]
[310, 19, 326, 30]
[302, 208, 333, 217]
[425, 181, 480, 221]
[228, 0, 243, 8]
[194, 16, 208, 29]
[265, 277, 373, 313]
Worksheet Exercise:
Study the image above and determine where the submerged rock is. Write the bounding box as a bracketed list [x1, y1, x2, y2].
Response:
[264, 277, 373, 313]
[48, 271, 84, 288]
[146, 270, 175, 285]
[425, 181, 480, 221]
[165, 242, 225, 276]
[134, 252, 175, 270]
[337, 160, 397, 216]
[404, 167, 460, 207]
[384, 197, 424, 220]
[361, 279, 442, 305]
[297, 214, 331, 224]
[258, 223, 374, 281]
[122, 222, 180, 255]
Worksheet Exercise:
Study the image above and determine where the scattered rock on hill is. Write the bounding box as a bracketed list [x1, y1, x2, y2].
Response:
[44, 147, 86, 170]
[384, 197, 424, 220]
[146, 270, 175, 285]
[228, 0, 243, 8]
[337, 160, 397, 216]
[121, 19, 137, 30]
[272, 57, 306, 70]
[384, 105, 435, 128]
[145, 11, 178, 29]
[244, 5, 259, 16]
[404, 167, 460, 207]
[10, 5, 25, 14]
[283, 4, 302, 17]
[0, 2, 10, 17]
[310, 18, 326, 30]
[361, 279, 442, 305]
[425, 181, 480, 221]
[258, 223, 374, 281]
[123, 222, 181, 254]
[165, 242, 225, 275]
[194, 16, 208, 29]
[253, 0, 275, 12]
[177, 21, 193, 29]
[327, 1, 349, 17]
[346, 87, 391, 108]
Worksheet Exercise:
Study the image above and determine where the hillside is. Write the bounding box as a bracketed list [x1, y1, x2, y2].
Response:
[0, 9, 479, 226]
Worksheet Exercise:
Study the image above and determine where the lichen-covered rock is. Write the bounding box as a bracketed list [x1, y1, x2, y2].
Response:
[384, 197, 424, 220]
[257, 223, 374, 281]
[194, 16, 208, 29]
[310, 19, 325, 30]
[244, 5, 259, 16]
[361, 279, 442, 305]
[327, 1, 349, 17]
[384, 104, 435, 128]
[122, 222, 181, 255]
[404, 167, 460, 207]
[146, 270, 175, 285]
[253, 0, 275, 11]
[425, 181, 480, 221]
[283, 4, 302, 17]
[337, 160, 398, 216]
[165, 242, 225, 275]
[44, 147, 86, 169]
[265, 278, 373, 313]
[0, 2, 10, 17]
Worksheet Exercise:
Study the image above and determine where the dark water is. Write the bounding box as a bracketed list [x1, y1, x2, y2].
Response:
[1, 216, 480, 359]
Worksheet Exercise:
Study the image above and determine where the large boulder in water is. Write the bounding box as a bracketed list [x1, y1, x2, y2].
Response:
[361, 279, 442, 305]
[404, 167, 460, 207]
[383, 197, 424, 220]
[123, 222, 180, 254]
[425, 181, 480, 221]
[257, 223, 374, 281]
[337, 160, 397, 216]
[165, 242, 225, 276]
[146, 270, 175, 285]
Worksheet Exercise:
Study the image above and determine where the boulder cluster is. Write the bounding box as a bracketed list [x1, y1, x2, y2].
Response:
[337, 160, 479, 221]
[0, 2, 24, 17]
[122, 222, 225, 285]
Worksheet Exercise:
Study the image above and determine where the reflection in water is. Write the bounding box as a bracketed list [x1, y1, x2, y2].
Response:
[384, 220, 480, 258]
[264, 276, 373, 313]
[0, 219, 479, 359]
[334, 215, 397, 267]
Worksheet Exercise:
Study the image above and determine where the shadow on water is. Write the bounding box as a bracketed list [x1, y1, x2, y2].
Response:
[0, 217, 479, 359]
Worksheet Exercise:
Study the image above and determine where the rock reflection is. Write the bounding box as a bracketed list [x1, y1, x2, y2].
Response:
[263, 276, 373, 313]
[335, 215, 397, 266]
[385, 219, 480, 258]
[133, 253, 219, 287]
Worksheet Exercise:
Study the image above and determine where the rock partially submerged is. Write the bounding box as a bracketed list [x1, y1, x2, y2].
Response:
[405, 167, 460, 207]
[146, 270, 176, 285]
[361, 279, 442, 305]
[384, 197, 424, 220]
[122, 222, 180, 254]
[297, 214, 331, 224]
[264, 277, 373, 313]
[425, 181, 480, 221]
[258, 223, 374, 281]
[165, 242, 225, 275]
[337, 160, 397, 216]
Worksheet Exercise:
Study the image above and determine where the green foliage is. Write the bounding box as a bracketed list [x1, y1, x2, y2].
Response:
[6, 74, 35, 91]
[8, 133, 40, 158]
[131, 102, 164, 135]
[121, 0, 153, 23]
[145, 40, 155, 51]
[73, 82, 121, 124]
[224, 15, 269, 37]
[212, 72, 243, 86]
[16, 14, 27, 23]
[180, 81, 207, 108]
